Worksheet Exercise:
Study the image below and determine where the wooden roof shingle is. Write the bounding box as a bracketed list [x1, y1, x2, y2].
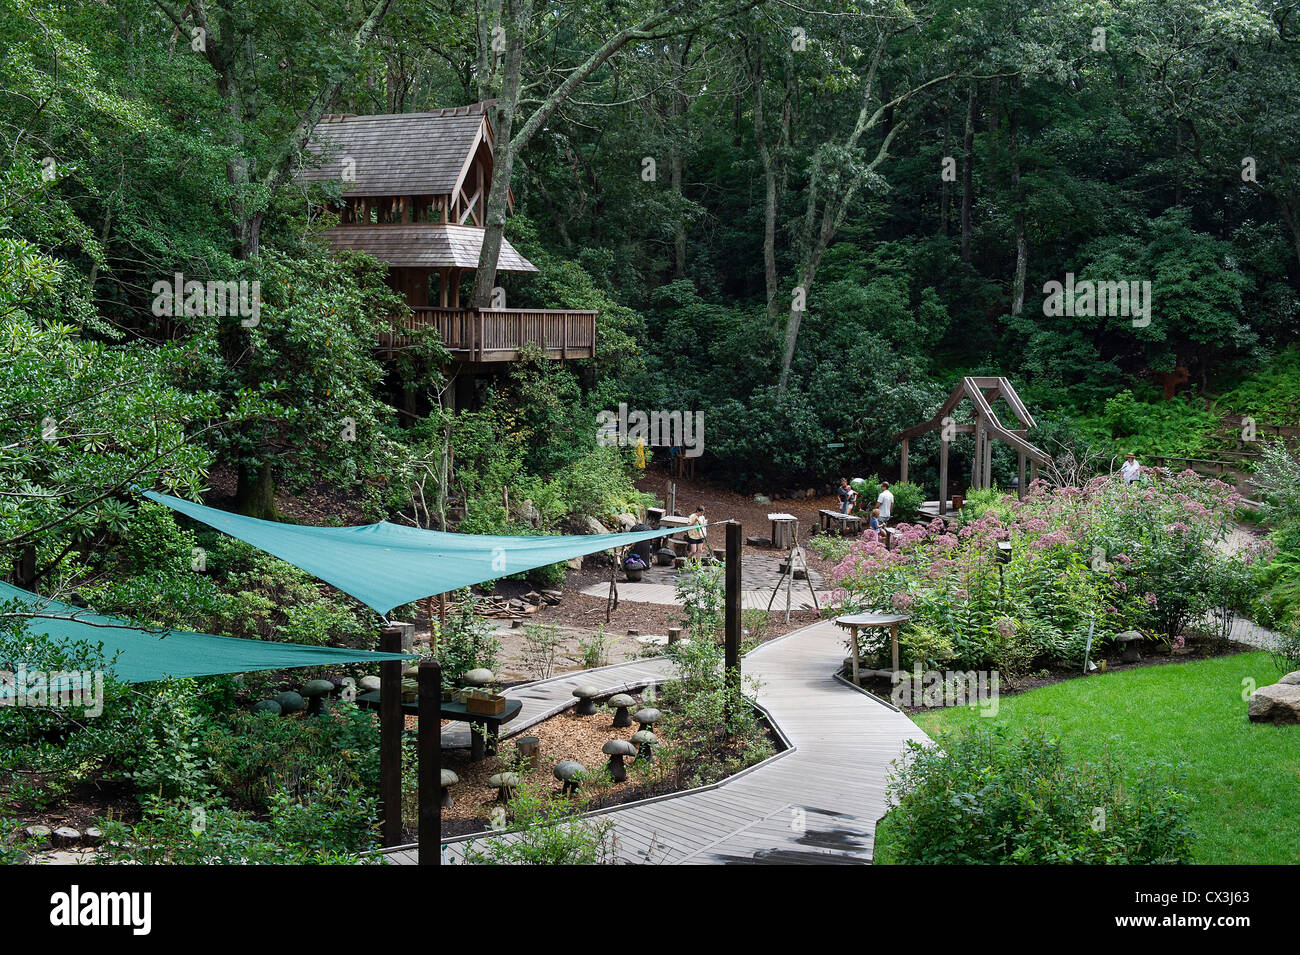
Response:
[299, 110, 488, 196]
[322, 223, 538, 273]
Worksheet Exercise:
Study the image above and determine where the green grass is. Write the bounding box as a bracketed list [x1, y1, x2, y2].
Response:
[882, 653, 1300, 864]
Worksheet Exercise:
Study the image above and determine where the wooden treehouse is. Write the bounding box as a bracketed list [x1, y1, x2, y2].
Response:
[299, 104, 597, 375]
[893, 376, 1051, 514]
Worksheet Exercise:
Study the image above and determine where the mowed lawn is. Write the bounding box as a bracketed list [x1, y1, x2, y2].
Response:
[905, 652, 1300, 864]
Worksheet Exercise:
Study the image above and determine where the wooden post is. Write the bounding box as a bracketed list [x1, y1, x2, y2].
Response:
[983, 432, 993, 490]
[900, 437, 909, 483]
[379, 625, 404, 848]
[1017, 451, 1026, 500]
[890, 623, 901, 676]
[973, 418, 984, 491]
[417, 659, 441, 866]
[724, 522, 742, 703]
[938, 434, 950, 515]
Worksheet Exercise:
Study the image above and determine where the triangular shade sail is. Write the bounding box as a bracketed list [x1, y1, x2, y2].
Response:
[0, 580, 413, 690]
[144, 490, 693, 615]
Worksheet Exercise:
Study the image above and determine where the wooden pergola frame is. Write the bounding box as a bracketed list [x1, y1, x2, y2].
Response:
[892, 376, 1050, 514]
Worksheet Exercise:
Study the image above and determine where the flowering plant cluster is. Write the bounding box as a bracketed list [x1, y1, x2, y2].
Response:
[829, 471, 1251, 675]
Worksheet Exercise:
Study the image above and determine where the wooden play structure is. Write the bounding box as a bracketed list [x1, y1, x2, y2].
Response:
[892, 376, 1050, 514]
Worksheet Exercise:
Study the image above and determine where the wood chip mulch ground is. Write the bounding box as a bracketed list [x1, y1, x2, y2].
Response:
[432, 691, 680, 838]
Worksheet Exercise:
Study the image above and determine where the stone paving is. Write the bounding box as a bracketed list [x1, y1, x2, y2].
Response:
[631, 551, 824, 591]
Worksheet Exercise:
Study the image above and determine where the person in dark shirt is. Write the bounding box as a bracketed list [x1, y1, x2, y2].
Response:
[837, 478, 857, 514]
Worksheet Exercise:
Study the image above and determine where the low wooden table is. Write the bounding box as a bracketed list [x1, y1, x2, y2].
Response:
[834, 612, 911, 683]
[819, 508, 862, 535]
[356, 691, 522, 761]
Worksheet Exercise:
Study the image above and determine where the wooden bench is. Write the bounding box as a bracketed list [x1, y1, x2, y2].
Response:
[818, 509, 862, 535]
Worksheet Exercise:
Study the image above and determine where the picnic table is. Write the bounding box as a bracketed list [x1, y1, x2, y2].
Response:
[355, 690, 522, 761]
[819, 508, 862, 535]
[834, 612, 911, 684]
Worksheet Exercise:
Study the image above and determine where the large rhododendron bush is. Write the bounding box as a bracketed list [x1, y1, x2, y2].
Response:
[829, 472, 1266, 677]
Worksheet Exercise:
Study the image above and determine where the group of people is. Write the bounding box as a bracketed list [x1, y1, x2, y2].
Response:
[837, 477, 893, 531]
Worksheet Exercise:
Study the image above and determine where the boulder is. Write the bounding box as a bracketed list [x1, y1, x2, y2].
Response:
[574, 516, 611, 536]
[615, 513, 638, 531]
[358, 675, 381, 692]
[519, 498, 541, 524]
[1248, 682, 1300, 724]
[1278, 670, 1300, 686]
[753, 494, 772, 505]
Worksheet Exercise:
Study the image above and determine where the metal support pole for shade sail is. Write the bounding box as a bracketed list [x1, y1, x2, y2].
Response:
[724, 523, 742, 708]
[380, 625, 404, 847]
[418, 659, 442, 866]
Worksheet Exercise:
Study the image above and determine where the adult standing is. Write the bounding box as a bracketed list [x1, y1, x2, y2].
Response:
[837, 478, 857, 514]
[1121, 453, 1141, 484]
[877, 482, 895, 523]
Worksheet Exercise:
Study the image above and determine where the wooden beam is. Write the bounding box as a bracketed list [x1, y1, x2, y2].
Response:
[417, 659, 442, 866]
[900, 437, 909, 483]
[983, 423, 993, 488]
[379, 625, 403, 847]
[939, 432, 949, 514]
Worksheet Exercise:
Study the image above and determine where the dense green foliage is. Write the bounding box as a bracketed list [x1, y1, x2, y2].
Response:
[880, 724, 1195, 864]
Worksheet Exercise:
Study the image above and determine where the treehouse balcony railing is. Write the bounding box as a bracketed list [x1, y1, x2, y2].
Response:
[379, 306, 598, 361]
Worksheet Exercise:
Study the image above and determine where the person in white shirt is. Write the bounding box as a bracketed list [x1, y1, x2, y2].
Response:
[877, 482, 895, 522]
[1121, 453, 1141, 484]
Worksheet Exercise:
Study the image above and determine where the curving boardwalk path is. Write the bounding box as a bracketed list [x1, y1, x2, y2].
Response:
[386, 620, 926, 865]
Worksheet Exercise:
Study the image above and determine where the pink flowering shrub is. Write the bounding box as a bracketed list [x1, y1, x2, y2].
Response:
[831, 472, 1247, 673]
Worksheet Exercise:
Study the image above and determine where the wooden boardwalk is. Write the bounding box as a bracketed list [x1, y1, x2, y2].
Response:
[386, 620, 925, 864]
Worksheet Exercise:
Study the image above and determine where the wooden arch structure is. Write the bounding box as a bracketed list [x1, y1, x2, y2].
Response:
[892, 376, 1051, 514]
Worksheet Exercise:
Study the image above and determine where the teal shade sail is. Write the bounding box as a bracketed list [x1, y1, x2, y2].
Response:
[0, 580, 414, 689]
[144, 490, 694, 614]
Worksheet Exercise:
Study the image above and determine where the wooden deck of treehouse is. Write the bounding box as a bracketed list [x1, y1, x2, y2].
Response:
[379, 305, 598, 361]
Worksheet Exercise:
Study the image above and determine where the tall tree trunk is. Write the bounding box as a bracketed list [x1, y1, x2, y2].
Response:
[470, 0, 710, 298]
[670, 37, 695, 279]
[235, 461, 277, 520]
[776, 32, 953, 393]
[471, 0, 532, 308]
[939, 88, 952, 237]
[960, 83, 975, 264]
[1009, 102, 1027, 316]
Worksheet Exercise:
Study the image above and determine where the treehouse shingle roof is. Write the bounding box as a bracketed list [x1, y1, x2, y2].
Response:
[323, 223, 537, 272]
[300, 108, 488, 196]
